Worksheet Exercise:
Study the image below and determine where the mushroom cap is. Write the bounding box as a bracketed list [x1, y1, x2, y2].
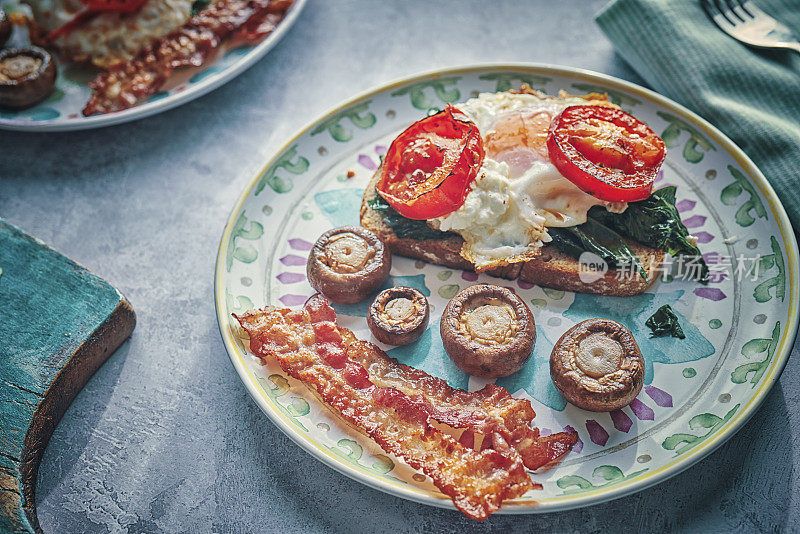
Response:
[367, 286, 429, 345]
[550, 318, 644, 412]
[307, 226, 391, 304]
[440, 284, 535, 378]
[0, 47, 57, 110]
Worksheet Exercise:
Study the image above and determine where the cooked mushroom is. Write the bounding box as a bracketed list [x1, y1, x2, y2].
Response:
[0, 47, 57, 110]
[440, 284, 535, 378]
[307, 226, 391, 304]
[368, 287, 429, 345]
[0, 10, 11, 48]
[550, 318, 644, 412]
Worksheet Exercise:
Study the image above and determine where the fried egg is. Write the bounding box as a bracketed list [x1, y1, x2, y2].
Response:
[432, 90, 627, 270]
[28, 0, 193, 68]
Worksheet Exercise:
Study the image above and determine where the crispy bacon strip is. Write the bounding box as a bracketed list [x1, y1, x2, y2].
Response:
[340, 327, 577, 470]
[235, 301, 536, 521]
[295, 294, 576, 469]
[82, 0, 293, 115]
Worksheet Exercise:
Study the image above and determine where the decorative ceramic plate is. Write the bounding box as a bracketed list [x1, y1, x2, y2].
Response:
[0, 0, 306, 132]
[215, 65, 799, 514]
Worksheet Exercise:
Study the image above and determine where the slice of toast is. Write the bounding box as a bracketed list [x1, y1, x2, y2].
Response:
[360, 166, 662, 296]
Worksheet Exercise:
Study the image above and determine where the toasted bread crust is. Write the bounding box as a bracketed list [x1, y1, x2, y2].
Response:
[517, 241, 662, 297]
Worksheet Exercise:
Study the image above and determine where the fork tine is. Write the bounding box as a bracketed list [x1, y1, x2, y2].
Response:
[704, 0, 800, 50]
[701, 0, 715, 22]
[709, 0, 737, 26]
[724, 0, 748, 21]
[735, 0, 755, 17]
[739, 0, 770, 19]
[702, 0, 727, 25]
[737, 0, 795, 34]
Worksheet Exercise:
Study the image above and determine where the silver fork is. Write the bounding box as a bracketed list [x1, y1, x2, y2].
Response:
[702, 0, 800, 54]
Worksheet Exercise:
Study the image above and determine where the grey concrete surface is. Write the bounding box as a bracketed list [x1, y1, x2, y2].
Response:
[1, 0, 798, 532]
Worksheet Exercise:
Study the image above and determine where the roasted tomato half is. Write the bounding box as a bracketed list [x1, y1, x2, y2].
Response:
[377, 106, 484, 220]
[547, 105, 666, 202]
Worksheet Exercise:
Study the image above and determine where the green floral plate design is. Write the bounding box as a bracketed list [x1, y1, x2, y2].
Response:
[214, 65, 799, 514]
[0, 0, 306, 132]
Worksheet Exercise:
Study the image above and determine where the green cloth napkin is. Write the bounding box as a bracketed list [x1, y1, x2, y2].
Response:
[596, 0, 800, 231]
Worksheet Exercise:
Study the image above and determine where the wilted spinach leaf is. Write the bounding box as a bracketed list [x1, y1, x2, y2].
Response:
[368, 194, 454, 241]
[548, 218, 646, 280]
[191, 0, 211, 15]
[645, 304, 686, 339]
[588, 186, 709, 283]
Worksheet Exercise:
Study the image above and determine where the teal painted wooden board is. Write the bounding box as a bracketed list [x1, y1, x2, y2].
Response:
[0, 220, 135, 533]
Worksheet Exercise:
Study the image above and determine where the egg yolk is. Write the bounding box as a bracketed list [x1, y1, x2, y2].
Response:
[484, 111, 552, 177]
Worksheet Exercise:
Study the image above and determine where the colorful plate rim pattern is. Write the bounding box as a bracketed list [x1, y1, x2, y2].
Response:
[214, 64, 799, 514]
[0, 0, 307, 133]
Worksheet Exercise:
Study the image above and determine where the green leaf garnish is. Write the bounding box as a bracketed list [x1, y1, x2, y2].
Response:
[548, 218, 646, 280]
[645, 304, 686, 339]
[367, 194, 454, 241]
[587, 186, 709, 283]
[191, 0, 211, 15]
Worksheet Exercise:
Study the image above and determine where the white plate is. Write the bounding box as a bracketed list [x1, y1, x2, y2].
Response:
[0, 0, 306, 132]
[215, 64, 798, 514]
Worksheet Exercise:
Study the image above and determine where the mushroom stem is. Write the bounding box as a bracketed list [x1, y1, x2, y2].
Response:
[464, 304, 515, 344]
[575, 333, 623, 379]
[324, 234, 372, 273]
[384, 298, 415, 323]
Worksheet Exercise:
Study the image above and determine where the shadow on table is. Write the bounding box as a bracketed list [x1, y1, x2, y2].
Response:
[34, 340, 131, 506]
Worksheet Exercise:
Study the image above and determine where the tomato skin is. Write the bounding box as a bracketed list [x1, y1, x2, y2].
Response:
[547, 105, 666, 203]
[377, 106, 484, 220]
